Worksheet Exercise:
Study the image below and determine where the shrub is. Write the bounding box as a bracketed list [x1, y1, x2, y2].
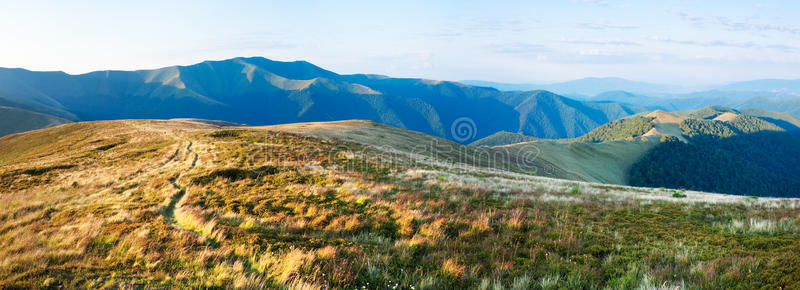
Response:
[209, 130, 241, 138]
[192, 166, 279, 184]
[21, 164, 76, 175]
[94, 143, 121, 151]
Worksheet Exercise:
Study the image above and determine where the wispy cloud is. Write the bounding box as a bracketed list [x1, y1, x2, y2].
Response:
[469, 17, 541, 32]
[765, 44, 799, 51]
[572, 0, 609, 6]
[561, 37, 640, 46]
[716, 17, 800, 35]
[677, 54, 800, 65]
[485, 42, 549, 54]
[650, 36, 758, 48]
[577, 22, 638, 30]
[556, 50, 666, 64]
[665, 9, 706, 25]
[651, 36, 798, 51]
[418, 31, 463, 38]
[667, 9, 800, 35]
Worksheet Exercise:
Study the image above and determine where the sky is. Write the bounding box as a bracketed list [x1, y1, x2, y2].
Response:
[1, 0, 799, 86]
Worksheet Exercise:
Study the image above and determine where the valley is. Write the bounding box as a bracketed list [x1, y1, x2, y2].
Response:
[474, 107, 800, 197]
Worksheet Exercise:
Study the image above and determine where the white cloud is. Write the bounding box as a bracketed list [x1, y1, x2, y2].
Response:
[579, 49, 616, 56]
[485, 42, 549, 54]
[572, 0, 609, 6]
[577, 22, 638, 30]
[561, 37, 640, 46]
[666, 9, 800, 35]
[651, 36, 797, 50]
[665, 9, 706, 25]
[716, 17, 800, 35]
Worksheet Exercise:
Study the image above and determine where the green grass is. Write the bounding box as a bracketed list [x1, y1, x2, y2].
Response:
[506, 138, 660, 184]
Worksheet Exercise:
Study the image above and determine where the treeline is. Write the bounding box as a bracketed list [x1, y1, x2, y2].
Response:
[680, 115, 781, 138]
[579, 116, 654, 142]
[470, 131, 539, 147]
[630, 116, 800, 197]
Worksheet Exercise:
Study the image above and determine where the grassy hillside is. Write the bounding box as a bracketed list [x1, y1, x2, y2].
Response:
[504, 138, 661, 184]
[2, 119, 800, 288]
[0, 106, 71, 137]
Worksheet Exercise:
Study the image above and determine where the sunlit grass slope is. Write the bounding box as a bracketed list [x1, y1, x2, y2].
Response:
[1, 119, 799, 288]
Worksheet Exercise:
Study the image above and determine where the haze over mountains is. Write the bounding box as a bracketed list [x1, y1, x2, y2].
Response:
[463, 78, 800, 117]
[463, 78, 800, 97]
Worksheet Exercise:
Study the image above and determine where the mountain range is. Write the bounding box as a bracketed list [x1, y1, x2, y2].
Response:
[4, 57, 800, 144]
[0, 57, 646, 142]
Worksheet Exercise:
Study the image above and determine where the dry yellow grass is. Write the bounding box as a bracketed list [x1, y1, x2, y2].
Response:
[712, 112, 740, 122]
[646, 110, 686, 124]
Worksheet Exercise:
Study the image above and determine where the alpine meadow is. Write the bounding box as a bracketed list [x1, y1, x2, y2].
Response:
[2, 1, 800, 289]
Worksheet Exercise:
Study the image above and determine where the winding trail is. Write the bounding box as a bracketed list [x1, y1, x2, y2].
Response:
[162, 141, 199, 226]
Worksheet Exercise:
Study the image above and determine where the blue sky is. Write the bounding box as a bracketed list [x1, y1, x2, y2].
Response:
[1, 0, 799, 86]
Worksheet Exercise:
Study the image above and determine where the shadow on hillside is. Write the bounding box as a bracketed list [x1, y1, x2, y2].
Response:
[754, 116, 800, 135]
[628, 130, 800, 197]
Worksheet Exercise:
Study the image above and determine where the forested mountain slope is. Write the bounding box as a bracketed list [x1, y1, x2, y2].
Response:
[493, 107, 800, 197]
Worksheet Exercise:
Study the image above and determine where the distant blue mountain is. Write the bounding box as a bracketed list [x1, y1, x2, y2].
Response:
[587, 89, 800, 117]
[462, 77, 684, 96]
[718, 79, 800, 95]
